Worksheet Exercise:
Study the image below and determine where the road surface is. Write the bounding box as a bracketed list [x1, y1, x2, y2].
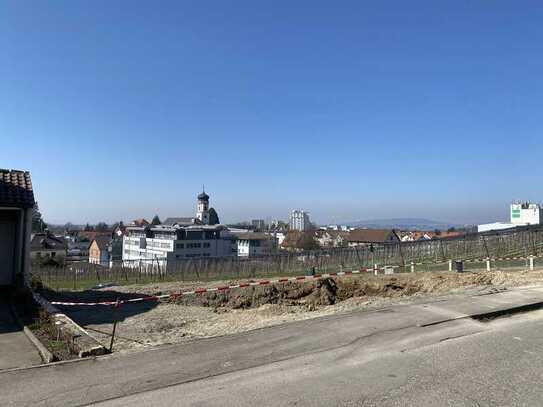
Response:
[3, 286, 543, 406]
[0, 300, 42, 370]
[98, 312, 543, 406]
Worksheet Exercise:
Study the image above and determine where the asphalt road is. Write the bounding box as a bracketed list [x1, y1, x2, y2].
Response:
[4, 286, 543, 406]
[96, 310, 543, 407]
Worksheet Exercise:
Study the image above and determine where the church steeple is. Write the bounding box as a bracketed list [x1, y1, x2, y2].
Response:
[197, 185, 209, 201]
[196, 187, 210, 224]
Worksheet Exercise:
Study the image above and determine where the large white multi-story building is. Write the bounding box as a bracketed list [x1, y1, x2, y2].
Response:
[510, 202, 542, 225]
[289, 210, 311, 231]
[122, 190, 235, 268]
[122, 224, 234, 267]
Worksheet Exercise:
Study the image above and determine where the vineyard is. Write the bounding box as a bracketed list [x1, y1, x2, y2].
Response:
[33, 225, 543, 290]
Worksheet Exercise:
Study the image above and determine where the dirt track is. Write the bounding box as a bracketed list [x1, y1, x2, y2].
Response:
[48, 268, 543, 353]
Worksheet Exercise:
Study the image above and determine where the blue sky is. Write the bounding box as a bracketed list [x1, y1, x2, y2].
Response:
[1, 1, 542, 225]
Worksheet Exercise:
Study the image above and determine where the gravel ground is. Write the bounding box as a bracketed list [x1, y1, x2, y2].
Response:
[74, 296, 417, 353]
[50, 267, 543, 353]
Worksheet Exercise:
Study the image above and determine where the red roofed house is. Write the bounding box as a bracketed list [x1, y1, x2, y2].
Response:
[0, 169, 35, 287]
[346, 229, 399, 247]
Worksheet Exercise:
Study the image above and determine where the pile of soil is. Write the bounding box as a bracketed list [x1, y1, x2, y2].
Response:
[169, 270, 529, 310]
[170, 278, 338, 309]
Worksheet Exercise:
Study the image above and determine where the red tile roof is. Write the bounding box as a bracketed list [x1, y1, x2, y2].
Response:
[347, 229, 399, 243]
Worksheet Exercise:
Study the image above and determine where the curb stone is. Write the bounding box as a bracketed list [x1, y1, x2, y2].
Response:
[33, 292, 108, 358]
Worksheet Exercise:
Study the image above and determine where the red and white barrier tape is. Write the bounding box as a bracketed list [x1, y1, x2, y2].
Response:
[49, 255, 542, 307]
[49, 267, 381, 306]
[49, 294, 171, 307]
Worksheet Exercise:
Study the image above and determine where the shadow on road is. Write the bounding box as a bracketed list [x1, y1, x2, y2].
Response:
[0, 299, 21, 335]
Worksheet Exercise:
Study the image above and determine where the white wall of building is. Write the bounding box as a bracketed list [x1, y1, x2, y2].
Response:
[511, 203, 542, 225]
[236, 237, 277, 257]
[122, 228, 234, 268]
[477, 222, 517, 233]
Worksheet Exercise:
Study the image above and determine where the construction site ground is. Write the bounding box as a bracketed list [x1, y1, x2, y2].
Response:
[43, 267, 543, 353]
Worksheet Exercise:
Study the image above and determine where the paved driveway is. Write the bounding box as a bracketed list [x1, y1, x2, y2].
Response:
[0, 300, 42, 370]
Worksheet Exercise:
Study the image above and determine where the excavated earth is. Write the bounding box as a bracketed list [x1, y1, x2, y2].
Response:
[45, 268, 543, 353]
[160, 269, 531, 309]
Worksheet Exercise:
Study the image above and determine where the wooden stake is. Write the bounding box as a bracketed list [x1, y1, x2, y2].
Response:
[109, 299, 121, 353]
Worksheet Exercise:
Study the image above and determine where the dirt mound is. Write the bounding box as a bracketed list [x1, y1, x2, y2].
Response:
[169, 270, 530, 310]
[171, 278, 338, 309]
[169, 275, 435, 310]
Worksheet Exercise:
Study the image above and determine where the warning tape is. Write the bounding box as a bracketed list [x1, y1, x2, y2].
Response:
[48, 255, 542, 307]
[49, 294, 171, 307]
[49, 267, 381, 306]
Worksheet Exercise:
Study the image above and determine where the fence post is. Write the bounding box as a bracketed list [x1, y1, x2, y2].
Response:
[448, 259, 452, 272]
[486, 257, 491, 272]
[374, 264, 378, 276]
[530, 255, 535, 271]
[109, 299, 121, 353]
[410, 261, 415, 273]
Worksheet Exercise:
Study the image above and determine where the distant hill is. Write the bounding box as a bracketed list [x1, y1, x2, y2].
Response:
[343, 218, 462, 231]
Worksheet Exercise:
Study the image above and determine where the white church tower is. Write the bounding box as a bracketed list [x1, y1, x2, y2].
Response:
[196, 187, 210, 225]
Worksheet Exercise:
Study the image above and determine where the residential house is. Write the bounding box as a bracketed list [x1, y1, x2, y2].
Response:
[280, 230, 320, 251]
[30, 232, 66, 264]
[315, 230, 349, 248]
[0, 169, 35, 287]
[89, 236, 122, 267]
[232, 232, 278, 257]
[399, 230, 465, 242]
[66, 240, 91, 263]
[346, 229, 399, 247]
[400, 231, 435, 242]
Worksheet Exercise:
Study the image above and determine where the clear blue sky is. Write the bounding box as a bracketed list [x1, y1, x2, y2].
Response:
[1, 1, 542, 225]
